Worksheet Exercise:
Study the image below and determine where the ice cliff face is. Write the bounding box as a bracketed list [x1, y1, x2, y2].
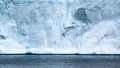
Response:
[0, 0, 120, 54]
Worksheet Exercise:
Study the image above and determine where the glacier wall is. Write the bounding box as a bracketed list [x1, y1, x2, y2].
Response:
[0, 0, 120, 54]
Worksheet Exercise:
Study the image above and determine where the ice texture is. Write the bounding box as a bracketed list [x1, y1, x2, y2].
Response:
[0, 0, 120, 54]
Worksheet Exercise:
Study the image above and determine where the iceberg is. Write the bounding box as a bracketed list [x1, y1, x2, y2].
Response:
[0, 0, 120, 54]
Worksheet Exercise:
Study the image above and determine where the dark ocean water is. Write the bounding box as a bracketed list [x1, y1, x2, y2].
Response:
[0, 55, 120, 68]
